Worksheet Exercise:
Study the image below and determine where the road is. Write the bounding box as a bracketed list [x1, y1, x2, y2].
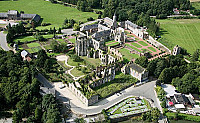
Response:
[0, 31, 10, 51]
[37, 73, 162, 115]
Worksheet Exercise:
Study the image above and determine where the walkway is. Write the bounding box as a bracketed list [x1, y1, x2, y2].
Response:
[56, 55, 85, 80]
[0, 31, 10, 51]
[36, 71, 161, 115]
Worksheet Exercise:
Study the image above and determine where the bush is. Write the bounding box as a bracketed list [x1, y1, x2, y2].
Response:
[87, 17, 94, 21]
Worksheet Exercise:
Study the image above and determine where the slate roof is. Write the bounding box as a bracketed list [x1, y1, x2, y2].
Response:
[174, 94, 189, 104]
[7, 10, 18, 15]
[125, 20, 138, 28]
[0, 13, 8, 18]
[80, 24, 98, 31]
[21, 14, 35, 19]
[92, 30, 111, 39]
[129, 63, 145, 73]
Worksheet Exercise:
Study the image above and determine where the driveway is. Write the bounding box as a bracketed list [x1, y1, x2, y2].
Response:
[0, 31, 10, 51]
[36, 73, 161, 115]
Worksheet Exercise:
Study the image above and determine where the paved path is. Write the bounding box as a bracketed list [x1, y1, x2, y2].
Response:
[36, 72, 161, 115]
[56, 55, 85, 80]
[0, 31, 10, 51]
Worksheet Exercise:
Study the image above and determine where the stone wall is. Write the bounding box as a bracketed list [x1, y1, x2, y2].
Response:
[68, 83, 98, 106]
[147, 36, 171, 54]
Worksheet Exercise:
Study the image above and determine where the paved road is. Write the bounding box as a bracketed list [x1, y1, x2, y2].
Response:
[37, 73, 161, 115]
[0, 31, 10, 51]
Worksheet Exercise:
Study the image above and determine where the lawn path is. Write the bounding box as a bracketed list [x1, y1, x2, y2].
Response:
[56, 55, 85, 80]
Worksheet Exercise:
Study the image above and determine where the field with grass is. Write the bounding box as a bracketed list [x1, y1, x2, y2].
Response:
[138, 41, 148, 46]
[80, 56, 101, 68]
[27, 42, 40, 48]
[157, 19, 200, 54]
[0, 0, 98, 28]
[70, 68, 85, 77]
[119, 48, 140, 61]
[125, 44, 142, 53]
[68, 38, 76, 43]
[94, 72, 138, 98]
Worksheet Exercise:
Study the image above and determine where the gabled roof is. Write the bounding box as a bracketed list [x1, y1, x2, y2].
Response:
[92, 30, 111, 39]
[129, 63, 145, 73]
[8, 10, 18, 15]
[125, 20, 138, 28]
[80, 24, 98, 31]
[21, 50, 28, 57]
[0, 13, 8, 18]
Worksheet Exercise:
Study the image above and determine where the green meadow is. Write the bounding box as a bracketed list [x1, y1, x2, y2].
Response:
[0, 0, 98, 28]
[157, 19, 200, 54]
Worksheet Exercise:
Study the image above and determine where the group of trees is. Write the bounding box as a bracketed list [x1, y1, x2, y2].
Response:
[50, 40, 69, 53]
[63, 18, 80, 30]
[0, 49, 61, 122]
[141, 108, 160, 122]
[6, 23, 26, 44]
[135, 50, 200, 94]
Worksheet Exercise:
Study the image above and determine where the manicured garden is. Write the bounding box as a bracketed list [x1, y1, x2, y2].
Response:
[119, 48, 140, 61]
[131, 42, 142, 48]
[138, 41, 148, 46]
[27, 42, 41, 48]
[70, 68, 85, 77]
[107, 42, 119, 47]
[0, 0, 98, 28]
[147, 47, 157, 52]
[156, 19, 200, 54]
[106, 97, 150, 118]
[93, 72, 138, 98]
[125, 44, 142, 53]
[69, 38, 76, 44]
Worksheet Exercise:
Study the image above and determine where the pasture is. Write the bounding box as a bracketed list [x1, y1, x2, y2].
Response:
[0, 0, 98, 28]
[157, 19, 200, 54]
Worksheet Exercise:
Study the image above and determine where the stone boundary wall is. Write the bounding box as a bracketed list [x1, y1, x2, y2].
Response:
[147, 36, 171, 54]
[68, 83, 98, 106]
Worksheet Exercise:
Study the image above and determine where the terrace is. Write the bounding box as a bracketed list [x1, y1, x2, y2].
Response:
[106, 97, 150, 118]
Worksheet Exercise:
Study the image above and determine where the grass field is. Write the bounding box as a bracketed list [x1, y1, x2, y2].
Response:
[157, 19, 200, 54]
[119, 48, 140, 61]
[0, 0, 98, 28]
[94, 72, 137, 98]
[147, 47, 157, 52]
[80, 56, 101, 68]
[131, 43, 142, 48]
[125, 44, 142, 53]
[27, 42, 40, 48]
[69, 38, 76, 43]
[14, 36, 35, 43]
[107, 42, 119, 47]
[138, 41, 148, 46]
[70, 68, 85, 77]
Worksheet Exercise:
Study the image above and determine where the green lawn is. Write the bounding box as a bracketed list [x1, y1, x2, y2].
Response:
[0, 0, 98, 29]
[67, 56, 83, 66]
[43, 34, 54, 39]
[127, 34, 135, 37]
[70, 68, 85, 77]
[125, 44, 142, 53]
[93, 72, 138, 98]
[80, 56, 101, 68]
[138, 41, 148, 46]
[27, 42, 40, 48]
[14, 36, 36, 43]
[131, 43, 142, 48]
[31, 47, 42, 53]
[107, 42, 119, 47]
[166, 112, 200, 122]
[44, 45, 52, 50]
[156, 19, 200, 54]
[147, 47, 157, 52]
[105, 40, 116, 45]
[141, 48, 152, 53]
[69, 38, 76, 43]
[119, 48, 140, 61]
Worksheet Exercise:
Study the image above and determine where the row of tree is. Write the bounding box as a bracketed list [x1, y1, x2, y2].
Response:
[135, 49, 200, 94]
